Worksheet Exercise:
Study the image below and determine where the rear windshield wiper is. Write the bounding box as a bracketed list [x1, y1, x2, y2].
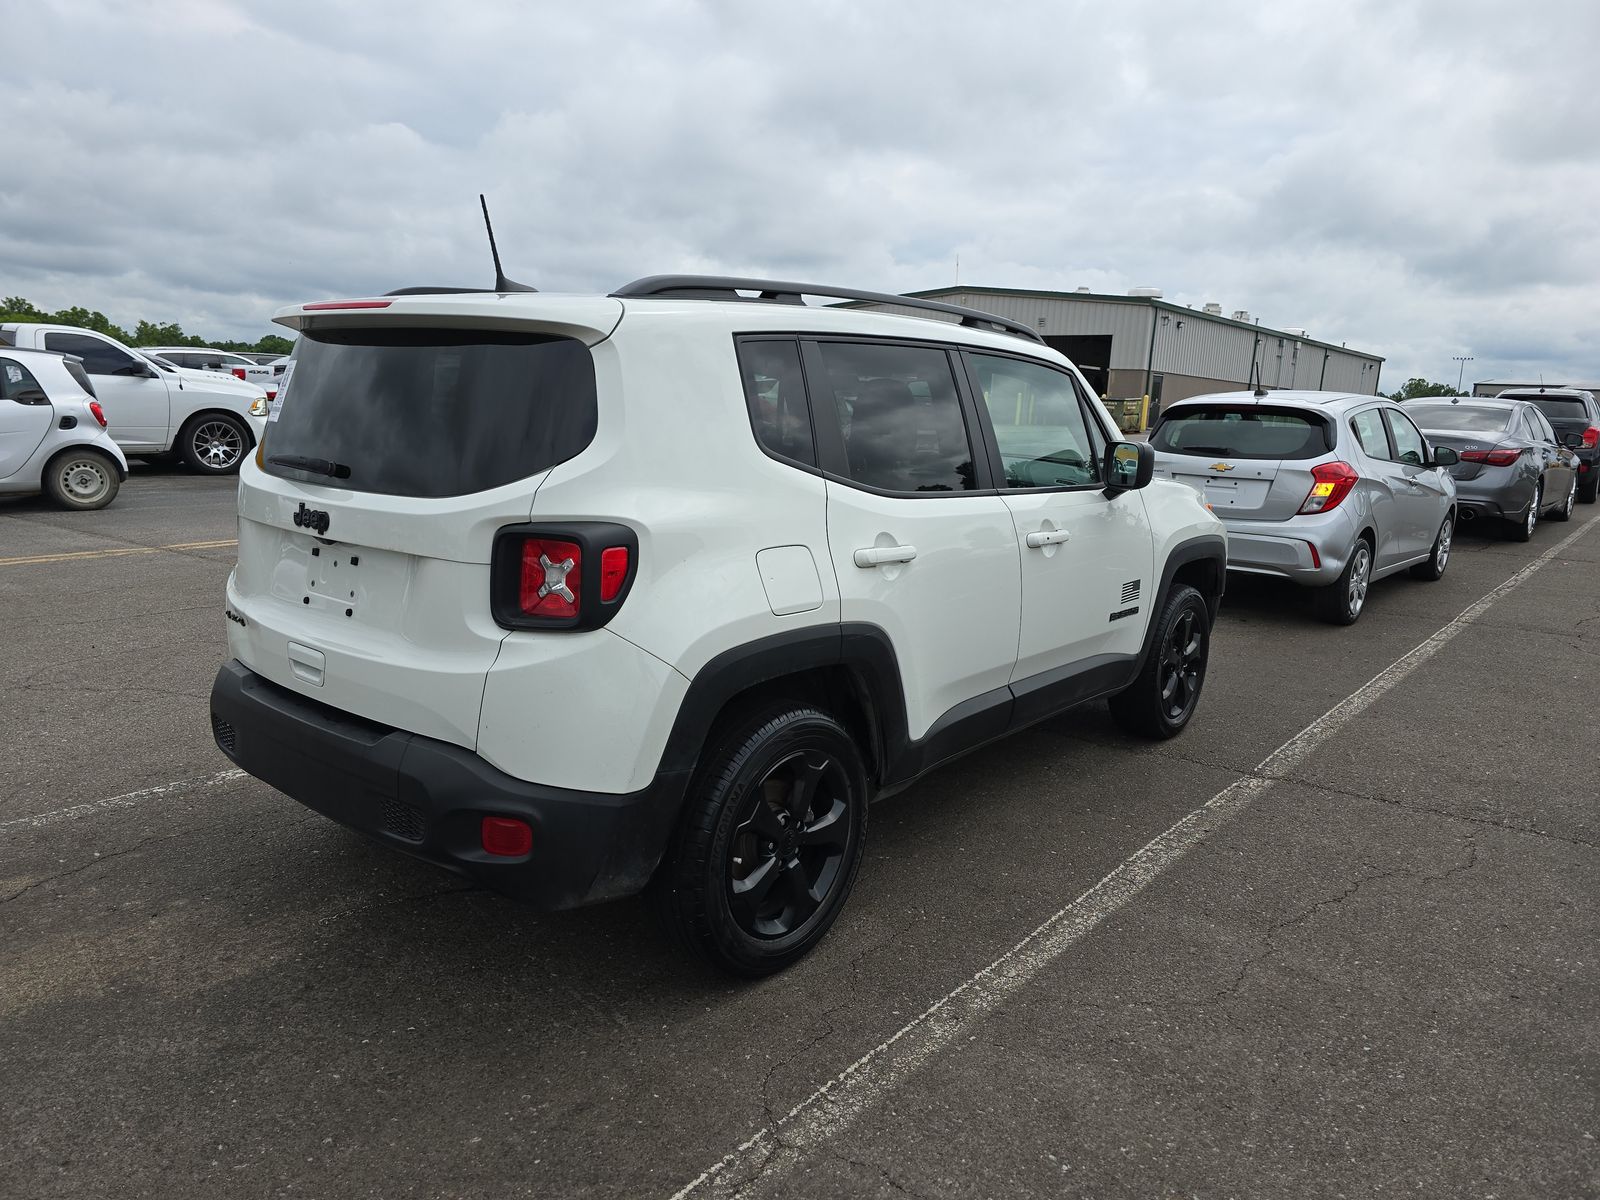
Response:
[1178, 445, 1238, 456]
[268, 454, 352, 479]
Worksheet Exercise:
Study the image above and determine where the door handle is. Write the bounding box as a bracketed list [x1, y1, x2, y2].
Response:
[1025, 529, 1071, 548]
[853, 544, 918, 568]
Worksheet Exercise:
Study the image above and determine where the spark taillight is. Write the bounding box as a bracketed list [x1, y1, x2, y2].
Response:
[491, 524, 638, 630]
[1460, 447, 1522, 467]
[1299, 461, 1360, 514]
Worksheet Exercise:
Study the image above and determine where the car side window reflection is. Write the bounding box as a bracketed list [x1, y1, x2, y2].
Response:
[1383, 409, 1426, 466]
[1350, 410, 1390, 459]
[968, 353, 1102, 488]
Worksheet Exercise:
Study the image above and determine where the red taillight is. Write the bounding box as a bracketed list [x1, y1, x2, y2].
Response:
[600, 546, 630, 602]
[1584, 427, 1598, 449]
[518, 539, 582, 619]
[303, 299, 393, 310]
[1299, 461, 1359, 514]
[1460, 447, 1522, 467]
[89, 401, 107, 428]
[481, 816, 533, 857]
[230, 367, 247, 380]
[266, 389, 277, 402]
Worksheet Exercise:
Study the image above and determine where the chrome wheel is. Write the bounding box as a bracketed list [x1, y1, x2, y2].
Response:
[57, 457, 111, 504]
[1526, 488, 1540, 538]
[1564, 478, 1576, 518]
[1436, 518, 1452, 572]
[192, 420, 244, 470]
[1347, 542, 1371, 618]
[726, 748, 854, 940]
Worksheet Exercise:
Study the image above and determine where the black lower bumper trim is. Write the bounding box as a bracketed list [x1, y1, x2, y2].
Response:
[209, 660, 689, 909]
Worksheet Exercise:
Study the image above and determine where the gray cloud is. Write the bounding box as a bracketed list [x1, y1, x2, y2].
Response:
[2, 0, 1597, 389]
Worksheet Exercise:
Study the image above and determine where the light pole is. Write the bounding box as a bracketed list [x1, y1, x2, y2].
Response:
[1452, 355, 1473, 395]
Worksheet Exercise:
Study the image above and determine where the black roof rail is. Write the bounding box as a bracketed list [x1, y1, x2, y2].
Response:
[610, 275, 1046, 345]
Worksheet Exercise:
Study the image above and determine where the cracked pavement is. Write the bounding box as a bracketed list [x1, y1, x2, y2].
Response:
[1, 467, 1596, 1199]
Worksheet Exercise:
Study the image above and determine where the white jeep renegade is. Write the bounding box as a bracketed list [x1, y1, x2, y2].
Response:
[209, 276, 1226, 975]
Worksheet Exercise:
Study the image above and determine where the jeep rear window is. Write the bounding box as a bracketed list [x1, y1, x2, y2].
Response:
[1149, 406, 1332, 460]
[262, 327, 597, 498]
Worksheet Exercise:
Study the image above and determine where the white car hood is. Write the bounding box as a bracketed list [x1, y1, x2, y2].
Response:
[172, 365, 267, 398]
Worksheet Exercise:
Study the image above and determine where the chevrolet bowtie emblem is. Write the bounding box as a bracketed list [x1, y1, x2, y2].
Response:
[1209, 462, 1235, 472]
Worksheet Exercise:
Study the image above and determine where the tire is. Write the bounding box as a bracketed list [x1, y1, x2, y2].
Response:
[1551, 475, 1577, 523]
[42, 449, 120, 510]
[1107, 583, 1211, 739]
[1579, 471, 1599, 505]
[1313, 536, 1373, 625]
[178, 413, 251, 475]
[1508, 485, 1540, 542]
[1409, 513, 1453, 581]
[656, 704, 868, 977]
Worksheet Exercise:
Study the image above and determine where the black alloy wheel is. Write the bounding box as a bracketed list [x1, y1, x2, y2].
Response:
[1108, 583, 1211, 739]
[658, 704, 867, 976]
[726, 749, 852, 940]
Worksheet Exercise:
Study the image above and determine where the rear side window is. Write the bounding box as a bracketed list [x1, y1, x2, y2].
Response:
[736, 338, 815, 468]
[1150, 406, 1332, 460]
[263, 327, 597, 499]
[816, 342, 975, 493]
[1, 357, 46, 403]
[1350, 410, 1390, 458]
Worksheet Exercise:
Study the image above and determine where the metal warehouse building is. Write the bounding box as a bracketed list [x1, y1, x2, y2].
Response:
[857, 286, 1385, 412]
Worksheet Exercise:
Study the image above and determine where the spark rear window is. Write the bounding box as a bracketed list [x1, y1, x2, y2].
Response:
[1150, 406, 1332, 460]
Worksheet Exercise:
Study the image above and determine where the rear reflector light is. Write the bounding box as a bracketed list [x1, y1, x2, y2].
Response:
[1299, 461, 1359, 514]
[600, 546, 630, 602]
[231, 367, 247, 380]
[303, 299, 393, 310]
[89, 401, 107, 428]
[1585, 427, 1599, 449]
[519, 539, 582, 619]
[481, 816, 533, 857]
[1460, 447, 1522, 467]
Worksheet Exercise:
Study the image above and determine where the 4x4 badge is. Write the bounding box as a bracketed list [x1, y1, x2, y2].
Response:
[293, 502, 330, 535]
[1209, 462, 1235, 472]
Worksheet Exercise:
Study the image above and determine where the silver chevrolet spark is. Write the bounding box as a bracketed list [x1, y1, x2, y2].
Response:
[1149, 390, 1458, 625]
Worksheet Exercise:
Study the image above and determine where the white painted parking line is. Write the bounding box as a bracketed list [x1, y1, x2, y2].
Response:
[668, 512, 1600, 1200]
[0, 769, 247, 835]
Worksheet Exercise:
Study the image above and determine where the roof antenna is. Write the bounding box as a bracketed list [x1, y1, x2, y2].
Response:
[480, 194, 536, 293]
[1248, 358, 1267, 398]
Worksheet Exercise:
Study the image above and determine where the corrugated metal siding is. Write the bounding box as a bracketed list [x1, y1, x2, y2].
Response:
[1152, 317, 1259, 384]
[927, 292, 1154, 368]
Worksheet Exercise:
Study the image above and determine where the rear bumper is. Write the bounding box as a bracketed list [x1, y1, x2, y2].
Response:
[1451, 473, 1534, 521]
[1219, 510, 1356, 585]
[209, 660, 689, 909]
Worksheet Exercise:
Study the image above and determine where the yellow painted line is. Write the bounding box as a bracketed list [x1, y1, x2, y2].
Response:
[0, 538, 238, 567]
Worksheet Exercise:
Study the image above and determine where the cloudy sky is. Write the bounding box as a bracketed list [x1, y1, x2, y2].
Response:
[5, 0, 1597, 389]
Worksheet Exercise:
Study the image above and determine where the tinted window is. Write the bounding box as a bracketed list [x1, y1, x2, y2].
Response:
[42, 331, 137, 376]
[1528, 409, 1556, 443]
[818, 342, 974, 493]
[1384, 410, 1426, 465]
[736, 339, 815, 468]
[1150, 405, 1332, 460]
[1525, 398, 1589, 420]
[1350, 410, 1390, 458]
[262, 327, 597, 499]
[969, 353, 1100, 487]
[0, 357, 46, 402]
[1406, 404, 1513, 431]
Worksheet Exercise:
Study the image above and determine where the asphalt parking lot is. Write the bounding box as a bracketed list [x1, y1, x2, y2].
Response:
[2, 467, 1596, 1200]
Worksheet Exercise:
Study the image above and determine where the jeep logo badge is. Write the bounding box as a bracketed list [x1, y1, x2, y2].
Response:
[292, 502, 330, 535]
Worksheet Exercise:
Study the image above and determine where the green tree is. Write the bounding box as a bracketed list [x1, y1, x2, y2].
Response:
[1389, 377, 1461, 401]
[0, 295, 290, 355]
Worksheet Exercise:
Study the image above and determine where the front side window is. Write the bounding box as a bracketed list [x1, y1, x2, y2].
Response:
[817, 342, 974, 493]
[1350, 410, 1390, 459]
[42, 331, 138, 376]
[0, 357, 46, 403]
[1384, 409, 1426, 465]
[969, 353, 1101, 488]
[736, 338, 815, 468]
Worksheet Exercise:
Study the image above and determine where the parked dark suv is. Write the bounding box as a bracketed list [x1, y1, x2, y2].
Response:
[1500, 388, 1600, 504]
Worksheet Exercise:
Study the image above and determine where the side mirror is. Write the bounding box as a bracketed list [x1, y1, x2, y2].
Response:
[1432, 446, 1460, 466]
[1104, 440, 1154, 493]
[1563, 432, 1584, 449]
